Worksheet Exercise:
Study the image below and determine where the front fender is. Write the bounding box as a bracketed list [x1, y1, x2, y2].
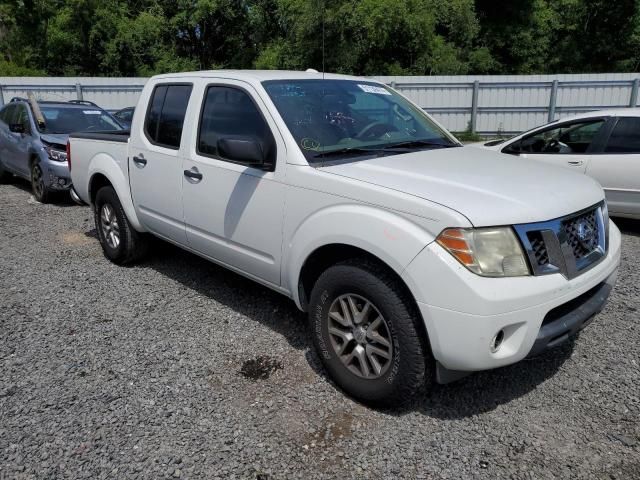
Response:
[284, 204, 436, 308]
[88, 154, 145, 232]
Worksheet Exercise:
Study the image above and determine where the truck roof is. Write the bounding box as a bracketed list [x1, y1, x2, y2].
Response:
[150, 69, 376, 83]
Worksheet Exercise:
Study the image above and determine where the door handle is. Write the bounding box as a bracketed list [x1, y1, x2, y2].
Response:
[184, 167, 203, 182]
[568, 160, 584, 166]
[132, 156, 147, 167]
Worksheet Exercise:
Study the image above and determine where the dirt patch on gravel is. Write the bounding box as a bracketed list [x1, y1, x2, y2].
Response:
[60, 231, 94, 246]
[239, 355, 284, 381]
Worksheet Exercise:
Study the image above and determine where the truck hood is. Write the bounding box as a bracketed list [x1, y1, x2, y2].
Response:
[40, 133, 69, 150]
[320, 146, 604, 227]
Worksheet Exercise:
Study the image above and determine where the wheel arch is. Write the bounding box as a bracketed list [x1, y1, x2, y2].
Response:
[87, 156, 145, 232]
[285, 204, 436, 310]
[297, 243, 419, 312]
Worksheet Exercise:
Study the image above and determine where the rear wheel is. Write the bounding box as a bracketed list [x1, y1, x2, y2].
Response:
[94, 186, 148, 264]
[309, 259, 430, 407]
[31, 162, 51, 203]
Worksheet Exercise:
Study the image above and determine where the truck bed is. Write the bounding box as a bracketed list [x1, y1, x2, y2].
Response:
[69, 130, 130, 143]
[68, 130, 131, 206]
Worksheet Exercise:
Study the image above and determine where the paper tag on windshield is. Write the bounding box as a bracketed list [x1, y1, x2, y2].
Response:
[357, 84, 391, 95]
[83, 110, 102, 115]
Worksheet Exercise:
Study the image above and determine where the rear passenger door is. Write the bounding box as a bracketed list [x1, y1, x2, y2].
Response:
[586, 117, 640, 217]
[129, 83, 193, 244]
[182, 81, 286, 286]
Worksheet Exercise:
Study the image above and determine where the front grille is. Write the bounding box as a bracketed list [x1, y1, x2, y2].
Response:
[563, 209, 599, 259]
[514, 203, 606, 280]
[527, 231, 549, 266]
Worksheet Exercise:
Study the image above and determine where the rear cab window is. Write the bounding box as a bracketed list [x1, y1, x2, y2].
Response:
[144, 84, 193, 149]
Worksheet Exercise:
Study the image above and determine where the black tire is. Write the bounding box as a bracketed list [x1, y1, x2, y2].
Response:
[0, 159, 12, 183]
[31, 161, 51, 203]
[94, 186, 148, 265]
[309, 259, 431, 408]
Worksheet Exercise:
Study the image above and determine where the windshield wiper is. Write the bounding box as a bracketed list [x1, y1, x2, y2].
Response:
[313, 147, 388, 159]
[383, 139, 459, 150]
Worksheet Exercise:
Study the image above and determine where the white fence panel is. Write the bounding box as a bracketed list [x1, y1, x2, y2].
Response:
[1, 73, 639, 135]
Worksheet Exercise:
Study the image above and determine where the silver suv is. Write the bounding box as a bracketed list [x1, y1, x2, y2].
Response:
[0, 98, 123, 203]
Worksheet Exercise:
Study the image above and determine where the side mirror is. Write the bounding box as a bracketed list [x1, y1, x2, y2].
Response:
[9, 123, 26, 134]
[217, 137, 266, 167]
[502, 141, 521, 156]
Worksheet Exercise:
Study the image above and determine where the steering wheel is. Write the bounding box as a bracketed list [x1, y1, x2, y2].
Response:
[355, 122, 397, 140]
[544, 139, 570, 153]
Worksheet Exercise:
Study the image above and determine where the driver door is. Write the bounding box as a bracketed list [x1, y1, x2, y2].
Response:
[182, 81, 286, 286]
[503, 118, 608, 173]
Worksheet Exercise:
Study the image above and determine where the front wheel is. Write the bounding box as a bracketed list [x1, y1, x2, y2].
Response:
[309, 259, 430, 407]
[94, 186, 148, 265]
[31, 162, 51, 203]
[0, 159, 12, 183]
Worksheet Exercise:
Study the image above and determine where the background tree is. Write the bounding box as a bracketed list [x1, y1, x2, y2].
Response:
[0, 0, 639, 76]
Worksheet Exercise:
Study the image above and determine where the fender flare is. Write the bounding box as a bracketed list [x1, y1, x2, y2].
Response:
[88, 154, 145, 232]
[284, 204, 436, 308]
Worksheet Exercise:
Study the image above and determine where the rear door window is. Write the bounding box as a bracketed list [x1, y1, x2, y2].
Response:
[144, 84, 193, 149]
[604, 117, 640, 153]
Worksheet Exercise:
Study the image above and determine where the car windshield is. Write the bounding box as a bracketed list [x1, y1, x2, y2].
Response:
[38, 106, 123, 134]
[262, 79, 458, 162]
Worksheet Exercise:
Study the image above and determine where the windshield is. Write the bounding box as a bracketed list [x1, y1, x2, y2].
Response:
[262, 79, 458, 162]
[38, 106, 123, 134]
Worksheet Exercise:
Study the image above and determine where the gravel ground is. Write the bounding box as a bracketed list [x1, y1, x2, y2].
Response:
[1, 180, 639, 480]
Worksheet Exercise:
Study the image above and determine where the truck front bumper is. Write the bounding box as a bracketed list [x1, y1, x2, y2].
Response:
[402, 221, 621, 378]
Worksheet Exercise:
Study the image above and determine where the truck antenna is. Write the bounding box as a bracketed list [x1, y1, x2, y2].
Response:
[322, 0, 325, 79]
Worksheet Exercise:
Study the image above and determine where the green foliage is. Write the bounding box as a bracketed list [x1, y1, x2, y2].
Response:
[454, 122, 483, 143]
[0, 0, 639, 77]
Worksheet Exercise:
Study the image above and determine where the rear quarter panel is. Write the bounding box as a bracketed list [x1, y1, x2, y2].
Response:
[70, 137, 145, 231]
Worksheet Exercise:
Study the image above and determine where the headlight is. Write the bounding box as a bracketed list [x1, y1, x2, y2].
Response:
[45, 146, 68, 162]
[436, 227, 530, 277]
[602, 201, 610, 249]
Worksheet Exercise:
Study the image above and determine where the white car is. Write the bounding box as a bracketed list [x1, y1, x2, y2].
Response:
[472, 109, 640, 219]
[68, 71, 620, 406]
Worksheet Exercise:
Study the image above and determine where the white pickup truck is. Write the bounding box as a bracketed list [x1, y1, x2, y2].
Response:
[69, 71, 621, 406]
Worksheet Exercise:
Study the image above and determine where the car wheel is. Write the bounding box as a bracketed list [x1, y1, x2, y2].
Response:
[309, 259, 430, 407]
[0, 158, 12, 183]
[94, 186, 148, 265]
[31, 162, 51, 203]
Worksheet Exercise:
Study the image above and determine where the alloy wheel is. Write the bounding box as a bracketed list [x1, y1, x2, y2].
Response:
[100, 203, 121, 249]
[327, 293, 393, 379]
[31, 164, 45, 199]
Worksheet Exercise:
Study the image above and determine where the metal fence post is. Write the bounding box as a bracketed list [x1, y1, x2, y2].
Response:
[0, 85, 4, 106]
[75, 82, 84, 101]
[629, 79, 639, 107]
[548, 80, 559, 122]
[470, 80, 479, 133]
